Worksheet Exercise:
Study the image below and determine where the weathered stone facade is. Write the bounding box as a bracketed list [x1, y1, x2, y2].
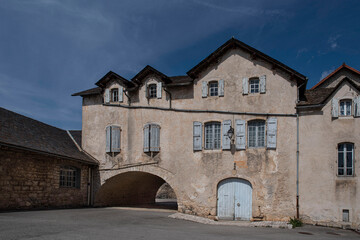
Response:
[0, 146, 91, 210]
[73, 39, 359, 229]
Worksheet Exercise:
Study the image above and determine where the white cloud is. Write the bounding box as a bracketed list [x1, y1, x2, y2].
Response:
[320, 68, 335, 80]
[328, 34, 341, 50]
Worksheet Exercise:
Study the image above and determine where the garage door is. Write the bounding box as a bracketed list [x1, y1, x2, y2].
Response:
[217, 178, 252, 220]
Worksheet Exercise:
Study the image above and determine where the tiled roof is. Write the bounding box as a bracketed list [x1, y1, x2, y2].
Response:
[311, 63, 360, 90]
[0, 107, 97, 165]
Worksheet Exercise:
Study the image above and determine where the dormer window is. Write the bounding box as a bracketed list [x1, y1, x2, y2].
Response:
[111, 89, 119, 102]
[340, 100, 352, 116]
[148, 84, 157, 98]
[249, 78, 260, 94]
[209, 81, 218, 96]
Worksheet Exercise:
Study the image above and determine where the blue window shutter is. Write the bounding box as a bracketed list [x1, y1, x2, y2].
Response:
[202, 81, 208, 98]
[119, 86, 123, 102]
[266, 118, 277, 149]
[235, 120, 246, 150]
[260, 75, 266, 93]
[105, 89, 110, 103]
[332, 98, 339, 118]
[150, 124, 160, 152]
[354, 97, 360, 117]
[242, 78, 248, 95]
[106, 126, 111, 152]
[157, 82, 162, 99]
[111, 126, 121, 152]
[193, 122, 202, 151]
[222, 120, 231, 150]
[219, 79, 224, 97]
[143, 124, 150, 152]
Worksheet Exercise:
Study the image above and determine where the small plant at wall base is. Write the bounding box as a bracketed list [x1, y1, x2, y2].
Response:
[289, 217, 303, 228]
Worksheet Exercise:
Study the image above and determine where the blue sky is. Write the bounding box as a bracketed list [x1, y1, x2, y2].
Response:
[0, 0, 359, 129]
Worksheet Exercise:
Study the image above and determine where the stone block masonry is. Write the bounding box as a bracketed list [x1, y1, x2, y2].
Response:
[0, 146, 91, 210]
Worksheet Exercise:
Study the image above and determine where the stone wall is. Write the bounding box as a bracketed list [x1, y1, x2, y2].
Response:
[0, 146, 91, 210]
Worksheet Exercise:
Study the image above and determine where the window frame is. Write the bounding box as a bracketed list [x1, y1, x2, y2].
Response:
[208, 81, 219, 97]
[248, 120, 265, 148]
[59, 166, 80, 188]
[339, 99, 352, 116]
[111, 88, 119, 102]
[338, 143, 354, 177]
[204, 121, 221, 150]
[148, 84, 157, 98]
[249, 78, 260, 94]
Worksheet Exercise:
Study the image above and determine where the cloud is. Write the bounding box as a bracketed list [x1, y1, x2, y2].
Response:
[296, 48, 308, 58]
[328, 34, 341, 50]
[320, 68, 336, 80]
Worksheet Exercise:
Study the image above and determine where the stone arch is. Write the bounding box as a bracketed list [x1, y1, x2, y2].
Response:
[95, 165, 179, 207]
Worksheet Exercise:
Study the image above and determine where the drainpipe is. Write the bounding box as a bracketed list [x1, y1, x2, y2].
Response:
[296, 79, 306, 219]
[163, 88, 172, 109]
[124, 90, 131, 106]
[296, 114, 300, 219]
[87, 167, 91, 206]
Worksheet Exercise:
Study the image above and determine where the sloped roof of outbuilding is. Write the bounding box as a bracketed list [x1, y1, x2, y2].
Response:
[72, 87, 102, 96]
[0, 107, 98, 165]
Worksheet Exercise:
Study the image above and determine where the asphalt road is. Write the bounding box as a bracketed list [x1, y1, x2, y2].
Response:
[0, 207, 358, 240]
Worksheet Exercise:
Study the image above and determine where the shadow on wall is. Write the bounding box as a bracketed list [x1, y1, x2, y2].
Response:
[94, 171, 177, 210]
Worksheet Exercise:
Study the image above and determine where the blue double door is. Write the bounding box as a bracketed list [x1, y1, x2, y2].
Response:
[217, 178, 252, 220]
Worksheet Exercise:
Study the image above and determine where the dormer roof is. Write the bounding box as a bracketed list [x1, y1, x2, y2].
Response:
[95, 71, 136, 88]
[131, 65, 171, 85]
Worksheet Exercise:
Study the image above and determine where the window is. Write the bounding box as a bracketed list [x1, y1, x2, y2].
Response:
[111, 88, 119, 102]
[209, 81, 218, 96]
[248, 120, 265, 148]
[148, 84, 157, 98]
[340, 100, 352, 116]
[343, 209, 350, 222]
[205, 122, 221, 149]
[60, 166, 80, 188]
[249, 78, 260, 93]
[338, 143, 354, 176]
[106, 126, 121, 153]
[144, 124, 160, 152]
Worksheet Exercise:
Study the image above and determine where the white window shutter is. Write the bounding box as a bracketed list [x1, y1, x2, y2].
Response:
[219, 79, 224, 97]
[260, 75, 266, 93]
[242, 77, 248, 95]
[267, 118, 277, 149]
[111, 126, 121, 152]
[119, 86, 123, 102]
[105, 89, 110, 103]
[143, 124, 150, 152]
[202, 81, 208, 98]
[332, 98, 339, 118]
[157, 82, 162, 99]
[354, 97, 360, 117]
[235, 120, 246, 150]
[106, 126, 111, 153]
[150, 125, 160, 152]
[222, 120, 231, 150]
[145, 84, 148, 98]
[193, 122, 202, 151]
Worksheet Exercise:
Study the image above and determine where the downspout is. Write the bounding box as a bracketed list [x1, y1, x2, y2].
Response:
[163, 87, 172, 109]
[124, 90, 131, 106]
[87, 167, 91, 206]
[296, 79, 306, 219]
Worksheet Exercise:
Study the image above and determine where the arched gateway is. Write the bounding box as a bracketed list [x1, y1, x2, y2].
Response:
[95, 166, 178, 208]
[217, 178, 252, 220]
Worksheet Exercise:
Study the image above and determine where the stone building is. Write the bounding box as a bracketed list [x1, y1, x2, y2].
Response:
[0, 107, 98, 209]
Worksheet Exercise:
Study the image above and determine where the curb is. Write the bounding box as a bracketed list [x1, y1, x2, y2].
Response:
[169, 213, 293, 229]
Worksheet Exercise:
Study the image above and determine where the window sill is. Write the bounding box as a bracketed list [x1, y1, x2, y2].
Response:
[338, 116, 354, 119]
[203, 149, 222, 153]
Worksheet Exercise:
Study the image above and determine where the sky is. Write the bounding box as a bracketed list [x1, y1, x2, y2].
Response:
[0, 0, 359, 130]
